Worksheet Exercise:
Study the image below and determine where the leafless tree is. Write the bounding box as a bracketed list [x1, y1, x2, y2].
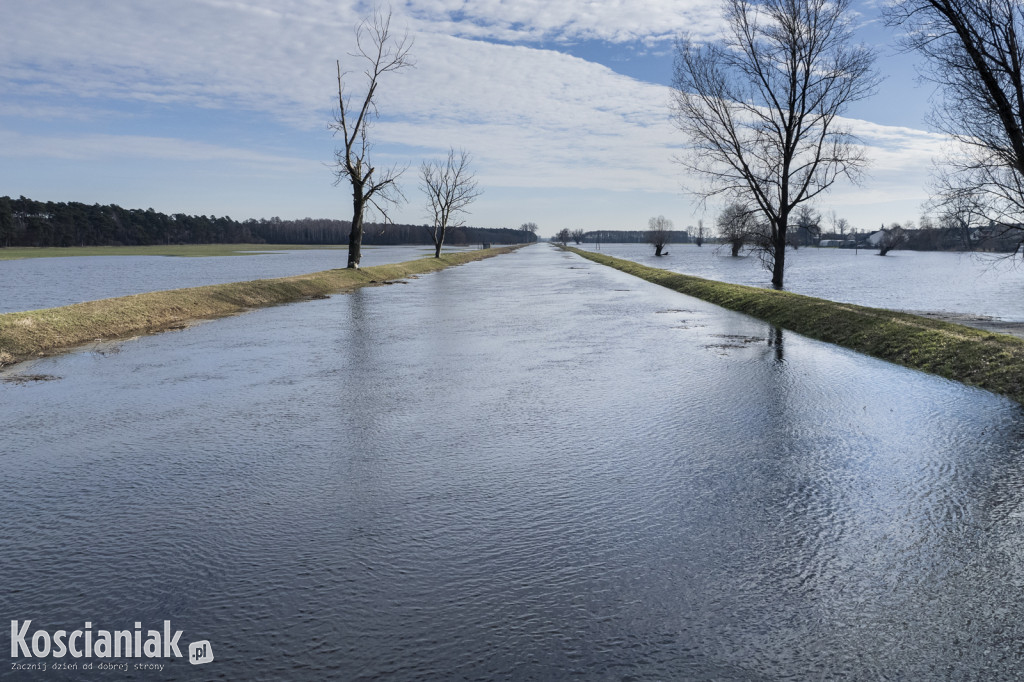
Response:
[647, 215, 673, 256]
[693, 219, 706, 247]
[331, 8, 413, 268]
[791, 205, 822, 248]
[717, 203, 755, 256]
[885, 0, 1024, 249]
[520, 222, 539, 234]
[828, 210, 849, 238]
[570, 229, 586, 245]
[554, 228, 571, 246]
[671, 0, 877, 288]
[420, 148, 481, 258]
[877, 224, 908, 256]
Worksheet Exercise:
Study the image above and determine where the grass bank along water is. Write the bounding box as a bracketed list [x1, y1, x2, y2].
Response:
[0, 246, 522, 367]
[569, 247, 1024, 404]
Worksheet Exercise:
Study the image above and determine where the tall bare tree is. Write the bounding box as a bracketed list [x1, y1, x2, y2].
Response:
[420, 148, 482, 258]
[331, 8, 413, 268]
[647, 215, 673, 256]
[570, 228, 586, 245]
[671, 0, 877, 287]
[885, 0, 1024, 248]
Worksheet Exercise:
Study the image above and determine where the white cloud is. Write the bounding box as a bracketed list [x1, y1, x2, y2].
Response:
[0, 0, 951, 229]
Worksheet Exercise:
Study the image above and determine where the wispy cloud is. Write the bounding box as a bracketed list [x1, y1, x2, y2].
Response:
[0, 0, 950, 228]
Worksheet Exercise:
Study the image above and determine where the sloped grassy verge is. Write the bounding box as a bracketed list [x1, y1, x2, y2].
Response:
[0, 246, 522, 367]
[568, 247, 1024, 404]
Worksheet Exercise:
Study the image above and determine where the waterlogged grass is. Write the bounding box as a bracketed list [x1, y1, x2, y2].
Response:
[0, 246, 522, 366]
[0, 243, 348, 260]
[569, 247, 1024, 404]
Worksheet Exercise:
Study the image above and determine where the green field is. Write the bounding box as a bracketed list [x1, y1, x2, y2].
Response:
[0, 243, 348, 260]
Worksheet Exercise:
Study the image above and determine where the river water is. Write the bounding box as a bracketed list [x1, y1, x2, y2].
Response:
[3, 245, 1024, 680]
[589, 243, 1024, 322]
[0, 246, 473, 314]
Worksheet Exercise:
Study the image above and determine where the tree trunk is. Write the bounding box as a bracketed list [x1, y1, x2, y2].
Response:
[731, 240, 741, 257]
[434, 242, 442, 258]
[771, 217, 787, 289]
[655, 244, 664, 256]
[347, 188, 364, 269]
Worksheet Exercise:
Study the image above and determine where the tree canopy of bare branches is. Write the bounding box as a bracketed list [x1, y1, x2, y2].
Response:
[570, 228, 585, 245]
[554, 228, 571, 246]
[671, 0, 877, 287]
[520, 222, 539, 234]
[331, 8, 413, 268]
[420, 148, 481, 258]
[885, 0, 1024, 248]
[717, 203, 756, 256]
[647, 215, 673, 256]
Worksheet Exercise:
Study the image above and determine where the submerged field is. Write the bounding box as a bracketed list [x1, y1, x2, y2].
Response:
[0, 246, 520, 367]
[0, 243, 348, 260]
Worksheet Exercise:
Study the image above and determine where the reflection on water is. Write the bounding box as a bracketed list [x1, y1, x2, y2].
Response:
[2, 245, 1024, 680]
[0, 245, 472, 313]
[591, 242, 1024, 321]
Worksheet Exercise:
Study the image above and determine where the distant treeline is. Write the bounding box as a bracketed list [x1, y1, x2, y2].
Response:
[0, 196, 536, 248]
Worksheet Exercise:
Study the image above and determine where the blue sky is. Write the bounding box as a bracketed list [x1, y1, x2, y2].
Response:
[0, 0, 946, 238]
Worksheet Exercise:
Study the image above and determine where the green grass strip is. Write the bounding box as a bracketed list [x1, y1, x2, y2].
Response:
[568, 246, 1024, 404]
[0, 246, 522, 367]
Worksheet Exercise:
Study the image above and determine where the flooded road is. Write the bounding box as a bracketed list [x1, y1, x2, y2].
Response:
[3, 245, 1024, 680]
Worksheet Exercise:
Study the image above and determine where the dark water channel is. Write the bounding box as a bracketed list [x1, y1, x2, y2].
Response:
[3, 245, 1024, 680]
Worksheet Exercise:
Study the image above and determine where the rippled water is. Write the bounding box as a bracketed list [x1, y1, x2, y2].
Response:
[590, 243, 1024, 321]
[0, 245, 473, 313]
[3, 244, 1024, 680]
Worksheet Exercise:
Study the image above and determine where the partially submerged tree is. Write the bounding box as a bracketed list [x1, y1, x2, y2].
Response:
[671, 0, 877, 287]
[420, 148, 481, 258]
[885, 0, 1024, 249]
[331, 8, 413, 268]
[792, 205, 822, 248]
[554, 228, 571, 246]
[693, 219, 706, 247]
[877, 224, 908, 256]
[647, 215, 673, 256]
[717, 203, 755, 256]
[570, 228, 586, 245]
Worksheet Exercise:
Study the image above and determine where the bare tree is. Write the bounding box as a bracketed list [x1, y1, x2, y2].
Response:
[331, 8, 413, 268]
[420, 148, 481, 258]
[554, 228, 572, 246]
[717, 203, 755, 256]
[693, 219, 706, 247]
[877, 224, 908, 256]
[570, 228, 586, 245]
[647, 215, 673, 256]
[828, 210, 849, 238]
[792, 205, 822, 247]
[671, 0, 877, 288]
[520, 222, 539, 234]
[885, 0, 1024, 248]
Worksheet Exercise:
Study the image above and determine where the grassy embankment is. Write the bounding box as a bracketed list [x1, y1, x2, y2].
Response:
[0, 246, 521, 367]
[568, 247, 1024, 404]
[0, 243, 348, 260]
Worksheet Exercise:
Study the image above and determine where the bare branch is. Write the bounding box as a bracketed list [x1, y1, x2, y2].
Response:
[671, 0, 878, 287]
[330, 7, 414, 268]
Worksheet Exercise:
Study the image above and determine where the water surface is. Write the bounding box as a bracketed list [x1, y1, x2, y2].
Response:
[0, 245, 473, 313]
[590, 242, 1024, 321]
[2, 244, 1024, 680]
